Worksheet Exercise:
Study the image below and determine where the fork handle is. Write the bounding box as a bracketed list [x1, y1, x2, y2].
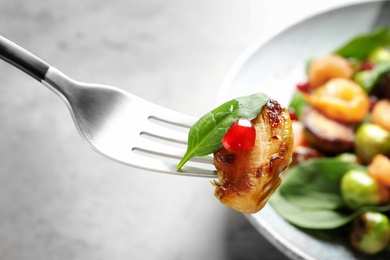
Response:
[0, 35, 50, 82]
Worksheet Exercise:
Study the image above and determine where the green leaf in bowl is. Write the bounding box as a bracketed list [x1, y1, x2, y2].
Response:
[334, 27, 390, 60]
[270, 158, 390, 229]
[271, 191, 360, 229]
[354, 61, 390, 93]
[288, 91, 309, 121]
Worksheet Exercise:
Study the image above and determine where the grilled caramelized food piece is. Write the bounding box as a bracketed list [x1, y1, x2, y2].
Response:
[302, 107, 355, 154]
[213, 99, 294, 213]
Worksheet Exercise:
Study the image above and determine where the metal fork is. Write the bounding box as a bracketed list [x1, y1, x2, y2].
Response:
[0, 35, 217, 178]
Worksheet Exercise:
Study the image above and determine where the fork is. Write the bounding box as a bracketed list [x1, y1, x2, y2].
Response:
[0, 35, 217, 178]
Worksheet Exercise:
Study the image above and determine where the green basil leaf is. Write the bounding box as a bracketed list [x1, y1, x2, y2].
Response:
[334, 27, 390, 60]
[177, 92, 269, 170]
[354, 61, 390, 93]
[268, 158, 390, 229]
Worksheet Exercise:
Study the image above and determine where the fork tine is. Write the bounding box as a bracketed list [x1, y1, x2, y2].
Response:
[148, 115, 193, 128]
[133, 136, 213, 164]
[141, 120, 188, 145]
[148, 105, 197, 128]
[126, 151, 217, 177]
[133, 137, 184, 159]
[136, 115, 217, 165]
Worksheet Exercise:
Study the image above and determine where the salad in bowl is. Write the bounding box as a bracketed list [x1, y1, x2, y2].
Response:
[271, 26, 390, 255]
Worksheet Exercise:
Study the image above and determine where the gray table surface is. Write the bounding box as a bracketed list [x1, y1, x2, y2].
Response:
[0, 0, 355, 259]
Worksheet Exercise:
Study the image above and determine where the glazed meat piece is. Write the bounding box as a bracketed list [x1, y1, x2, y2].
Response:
[213, 99, 294, 213]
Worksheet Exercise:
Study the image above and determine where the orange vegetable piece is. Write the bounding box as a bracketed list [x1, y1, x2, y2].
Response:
[302, 78, 370, 122]
[371, 99, 390, 132]
[368, 154, 390, 187]
[308, 54, 354, 89]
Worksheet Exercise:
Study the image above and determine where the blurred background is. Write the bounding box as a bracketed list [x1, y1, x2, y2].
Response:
[0, 0, 361, 259]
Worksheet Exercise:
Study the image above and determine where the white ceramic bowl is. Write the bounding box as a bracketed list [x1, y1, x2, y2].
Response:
[218, 1, 390, 259]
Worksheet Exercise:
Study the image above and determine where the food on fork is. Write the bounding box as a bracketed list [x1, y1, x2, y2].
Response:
[177, 93, 294, 213]
[214, 99, 293, 213]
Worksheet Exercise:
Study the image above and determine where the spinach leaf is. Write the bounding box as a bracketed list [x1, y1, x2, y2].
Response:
[334, 27, 390, 60]
[270, 158, 390, 229]
[354, 61, 390, 93]
[288, 91, 309, 121]
[177, 92, 268, 170]
[271, 190, 360, 229]
[272, 189, 390, 229]
[279, 158, 365, 210]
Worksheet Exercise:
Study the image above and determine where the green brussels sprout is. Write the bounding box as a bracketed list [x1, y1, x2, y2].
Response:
[350, 211, 390, 255]
[354, 71, 374, 93]
[341, 169, 385, 210]
[368, 48, 390, 64]
[336, 153, 359, 163]
[355, 123, 390, 164]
